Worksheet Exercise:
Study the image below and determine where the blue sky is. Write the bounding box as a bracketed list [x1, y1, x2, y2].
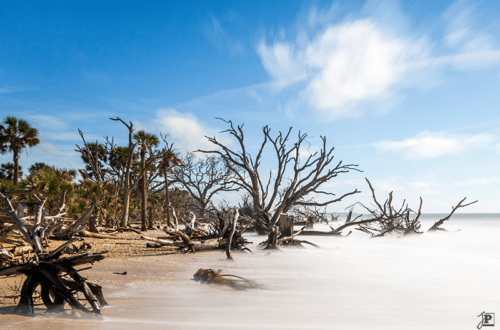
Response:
[1, 0, 500, 213]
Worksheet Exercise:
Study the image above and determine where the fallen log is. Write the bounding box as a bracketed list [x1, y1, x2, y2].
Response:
[427, 197, 477, 232]
[0, 248, 13, 261]
[11, 245, 33, 256]
[294, 230, 343, 236]
[77, 230, 122, 239]
[193, 268, 261, 290]
[0, 236, 26, 245]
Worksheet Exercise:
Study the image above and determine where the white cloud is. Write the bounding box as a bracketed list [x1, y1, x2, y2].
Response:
[374, 131, 495, 159]
[453, 176, 500, 187]
[300, 21, 419, 117]
[257, 15, 429, 120]
[257, 42, 308, 89]
[257, 1, 500, 121]
[153, 109, 221, 153]
[370, 178, 441, 197]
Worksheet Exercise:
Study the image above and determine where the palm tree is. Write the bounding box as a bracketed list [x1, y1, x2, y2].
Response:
[158, 149, 181, 228]
[0, 162, 22, 181]
[28, 162, 50, 174]
[133, 130, 159, 231]
[0, 117, 40, 185]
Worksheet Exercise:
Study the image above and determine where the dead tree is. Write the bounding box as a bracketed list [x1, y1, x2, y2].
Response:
[291, 206, 330, 228]
[0, 191, 108, 315]
[198, 119, 360, 233]
[353, 178, 477, 237]
[427, 197, 477, 232]
[172, 153, 240, 219]
[108, 117, 138, 228]
[350, 178, 424, 237]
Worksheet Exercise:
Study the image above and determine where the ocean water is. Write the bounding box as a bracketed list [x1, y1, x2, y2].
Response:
[2, 215, 499, 329]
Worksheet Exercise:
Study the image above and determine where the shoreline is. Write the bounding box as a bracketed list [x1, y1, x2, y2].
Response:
[0, 244, 229, 329]
[0, 228, 228, 315]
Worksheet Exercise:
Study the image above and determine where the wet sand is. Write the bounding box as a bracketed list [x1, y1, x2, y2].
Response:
[0, 228, 213, 329]
[0, 249, 222, 330]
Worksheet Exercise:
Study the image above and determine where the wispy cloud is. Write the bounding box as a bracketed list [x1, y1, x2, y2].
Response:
[0, 87, 21, 94]
[28, 114, 69, 130]
[203, 15, 244, 54]
[374, 131, 495, 159]
[82, 70, 109, 82]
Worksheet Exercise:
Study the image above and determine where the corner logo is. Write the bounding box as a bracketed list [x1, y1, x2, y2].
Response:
[478, 312, 495, 329]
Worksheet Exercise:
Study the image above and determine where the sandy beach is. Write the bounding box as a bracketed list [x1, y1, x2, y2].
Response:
[0, 229, 202, 329]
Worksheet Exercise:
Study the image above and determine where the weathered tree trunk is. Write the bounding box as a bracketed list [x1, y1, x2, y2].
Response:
[148, 204, 154, 229]
[226, 210, 239, 260]
[164, 167, 172, 228]
[110, 117, 137, 228]
[140, 148, 147, 231]
[265, 227, 279, 249]
[121, 187, 132, 227]
[305, 215, 314, 229]
[279, 214, 293, 237]
[13, 150, 19, 185]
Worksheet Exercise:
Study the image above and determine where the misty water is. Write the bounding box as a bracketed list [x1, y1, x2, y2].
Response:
[3, 215, 500, 329]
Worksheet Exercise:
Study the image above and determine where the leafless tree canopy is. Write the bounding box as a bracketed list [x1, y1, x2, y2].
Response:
[198, 118, 361, 230]
[172, 153, 240, 216]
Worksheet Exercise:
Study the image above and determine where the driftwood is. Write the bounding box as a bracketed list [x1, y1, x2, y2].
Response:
[225, 210, 239, 260]
[352, 178, 477, 237]
[0, 190, 108, 315]
[295, 216, 378, 237]
[259, 214, 321, 249]
[147, 206, 250, 254]
[427, 197, 477, 232]
[193, 268, 261, 290]
[0, 251, 108, 315]
[77, 230, 122, 239]
[142, 234, 226, 251]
